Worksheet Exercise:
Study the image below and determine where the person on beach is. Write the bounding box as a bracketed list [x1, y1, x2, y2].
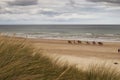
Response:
[13, 33, 16, 37]
[118, 49, 120, 53]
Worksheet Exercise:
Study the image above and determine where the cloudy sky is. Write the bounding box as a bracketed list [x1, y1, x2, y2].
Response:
[0, 0, 120, 24]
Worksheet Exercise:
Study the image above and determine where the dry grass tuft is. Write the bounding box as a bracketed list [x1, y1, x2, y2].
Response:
[0, 36, 120, 80]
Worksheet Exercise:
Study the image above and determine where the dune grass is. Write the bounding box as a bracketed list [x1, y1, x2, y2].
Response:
[0, 36, 120, 80]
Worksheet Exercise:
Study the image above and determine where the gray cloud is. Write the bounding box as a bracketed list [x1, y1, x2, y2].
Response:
[8, 0, 38, 6]
[88, 0, 120, 5]
[66, 0, 77, 8]
[0, 0, 120, 24]
[65, 0, 84, 8]
[40, 11, 60, 16]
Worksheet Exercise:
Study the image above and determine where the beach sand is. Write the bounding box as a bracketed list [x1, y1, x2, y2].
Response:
[29, 38, 120, 69]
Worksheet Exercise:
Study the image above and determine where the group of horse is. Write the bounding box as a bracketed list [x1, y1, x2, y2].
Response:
[68, 40, 120, 53]
[67, 40, 103, 46]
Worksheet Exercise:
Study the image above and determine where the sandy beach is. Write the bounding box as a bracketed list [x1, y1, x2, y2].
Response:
[28, 38, 120, 69]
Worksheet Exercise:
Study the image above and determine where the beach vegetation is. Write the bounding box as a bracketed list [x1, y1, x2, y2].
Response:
[0, 36, 120, 80]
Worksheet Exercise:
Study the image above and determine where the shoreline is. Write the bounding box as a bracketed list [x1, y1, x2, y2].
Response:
[1, 32, 120, 42]
[30, 38, 120, 43]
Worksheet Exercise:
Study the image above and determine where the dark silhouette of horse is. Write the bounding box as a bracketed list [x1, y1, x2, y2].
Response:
[92, 41, 96, 45]
[77, 40, 82, 44]
[118, 49, 120, 53]
[98, 42, 103, 45]
[86, 41, 90, 45]
[68, 40, 72, 44]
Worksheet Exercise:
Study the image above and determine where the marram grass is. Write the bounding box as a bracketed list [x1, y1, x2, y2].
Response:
[0, 36, 120, 80]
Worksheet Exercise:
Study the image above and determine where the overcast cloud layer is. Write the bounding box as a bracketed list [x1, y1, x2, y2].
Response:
[88, 0, 120, 5]
[0, 0, 120, 24]
[8, 0, 38, 6]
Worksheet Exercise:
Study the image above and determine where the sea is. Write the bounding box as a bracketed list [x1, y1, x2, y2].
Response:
[0, 25, 120, 42]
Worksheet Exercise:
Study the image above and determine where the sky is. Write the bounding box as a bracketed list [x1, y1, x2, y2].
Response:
[0, 0, 120, 24]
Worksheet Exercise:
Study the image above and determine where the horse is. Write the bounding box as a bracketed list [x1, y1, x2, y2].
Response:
[98, 42, 103, 45]
[92, 41, 96, 45]
[68, 40, 72, 44]
[86, 41, 90, 45]
[77, 40, 82, 44]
